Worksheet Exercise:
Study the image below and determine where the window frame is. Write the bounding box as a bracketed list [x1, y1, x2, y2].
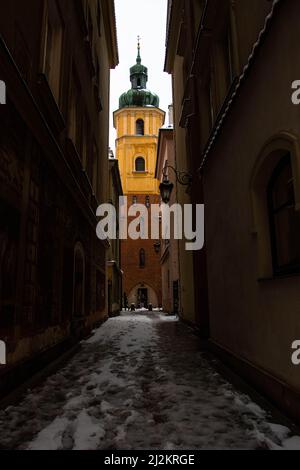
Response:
[267, 153, 300, 276]
[139, 249, 146, 268]
[42, 0, 65, 105]
[135, 157, 146, 173]
[68, 67, 82, 154]
[136, 119, 145, 136]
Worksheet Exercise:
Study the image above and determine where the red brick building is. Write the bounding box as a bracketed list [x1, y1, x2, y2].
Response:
[121, 195, 162, 308]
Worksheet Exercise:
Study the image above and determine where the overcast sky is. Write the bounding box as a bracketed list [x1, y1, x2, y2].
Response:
[109, 0, 172, 150]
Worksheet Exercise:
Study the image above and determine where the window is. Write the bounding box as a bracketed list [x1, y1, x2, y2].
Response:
[139, 249, 146, 268]
[145, 196, 150, 208]
[268, 153, 300, 275]
[43, 1, 64, 103]
[135, 157, 145, 172]
[136, 119, 144, 136]
[87, 8, 93, 42]
[132, 196, 137, 205]
[227, 26, 235, 84]
[82, 114, 89, 168]
[96, 0, 101, 36]
[209, 76, 215, 127]
[92, 142, 98, 194]
[95, 55, 100, 86]
[68, 71, 82, 153]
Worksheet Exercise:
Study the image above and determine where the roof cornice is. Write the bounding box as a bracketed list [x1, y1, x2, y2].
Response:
[164, 0, 184, 73]
[102, 0, 119, 69]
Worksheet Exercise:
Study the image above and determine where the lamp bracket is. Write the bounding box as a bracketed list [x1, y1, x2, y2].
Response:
[163, 165, 192, 187]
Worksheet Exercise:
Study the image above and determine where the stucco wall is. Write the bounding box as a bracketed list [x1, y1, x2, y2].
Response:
[203, 0, 300, 390]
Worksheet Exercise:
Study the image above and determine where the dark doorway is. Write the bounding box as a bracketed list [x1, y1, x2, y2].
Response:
[138, 288, 148, 308]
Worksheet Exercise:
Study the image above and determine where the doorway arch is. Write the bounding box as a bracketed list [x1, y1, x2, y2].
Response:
[128, 283, 159, 308]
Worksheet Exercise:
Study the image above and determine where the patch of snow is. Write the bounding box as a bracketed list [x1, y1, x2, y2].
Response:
[28, 417, 69, 451]
[0, 311, 299, 451]
[268, 423, 291, 441]
[282, 436, 300, 450]
[73, 410, 105, 450]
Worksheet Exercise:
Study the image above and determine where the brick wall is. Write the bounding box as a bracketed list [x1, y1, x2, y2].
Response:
[121, 194, 162, 307]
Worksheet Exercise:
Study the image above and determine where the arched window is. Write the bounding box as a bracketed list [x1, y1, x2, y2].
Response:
[135, 157, 145, 172]
[139, 249, 146, 268]
[136, 119, 144, 136]
[267, 153, 300, 274]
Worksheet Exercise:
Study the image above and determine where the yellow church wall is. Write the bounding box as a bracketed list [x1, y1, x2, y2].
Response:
[114, 106, 165, 195]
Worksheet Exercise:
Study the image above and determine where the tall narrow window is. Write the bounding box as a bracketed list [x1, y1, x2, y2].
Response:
[82, 115, 89, 168]
[92, 142, 98, 194]
[96, 0, 101, 36]
[68, 71, 82, 153]
[43, 1, 64, 103]
[268, 153, 300, 274]
[227, 26, 235, 84]
[135, 157, 145, 172]
[87, 8, 93, 42]
[139, 249, 146, 268]
[136, 119, 144, 136]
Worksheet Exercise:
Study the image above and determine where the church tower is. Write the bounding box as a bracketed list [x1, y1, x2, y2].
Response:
[114, 40, 165, 308]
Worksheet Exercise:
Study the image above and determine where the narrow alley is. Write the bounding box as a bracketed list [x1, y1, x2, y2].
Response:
[0, 312, 299, 451]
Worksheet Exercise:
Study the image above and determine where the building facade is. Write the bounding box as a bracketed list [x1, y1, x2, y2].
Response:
[156, 106, 180, 315]
[0, 0, 118, 397]
[114, 43, 165, 308]
[107, 152, 123, 317]
[165, 0, 300, 423]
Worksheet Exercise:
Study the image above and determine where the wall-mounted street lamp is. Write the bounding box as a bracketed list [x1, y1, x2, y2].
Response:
[159, 165, 192, 204]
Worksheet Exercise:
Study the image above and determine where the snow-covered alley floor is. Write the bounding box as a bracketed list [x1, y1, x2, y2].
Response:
[0, 311, 300, 451]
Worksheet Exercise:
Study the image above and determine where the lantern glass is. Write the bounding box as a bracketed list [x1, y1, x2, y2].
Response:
[159, 179, 174, 204]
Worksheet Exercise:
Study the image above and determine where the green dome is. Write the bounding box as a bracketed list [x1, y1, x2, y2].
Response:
[119, 88, 159, 108]
[119, 39, 160, 109]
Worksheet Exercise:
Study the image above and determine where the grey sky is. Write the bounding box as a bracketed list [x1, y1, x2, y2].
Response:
[109, 0, 172, 150]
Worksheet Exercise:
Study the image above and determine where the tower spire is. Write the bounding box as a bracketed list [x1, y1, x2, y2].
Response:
[137, 35, 141, 64]
[118, 39, 160, 108]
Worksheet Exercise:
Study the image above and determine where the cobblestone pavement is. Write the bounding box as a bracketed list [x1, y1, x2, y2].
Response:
[0, 312, 299, 450]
